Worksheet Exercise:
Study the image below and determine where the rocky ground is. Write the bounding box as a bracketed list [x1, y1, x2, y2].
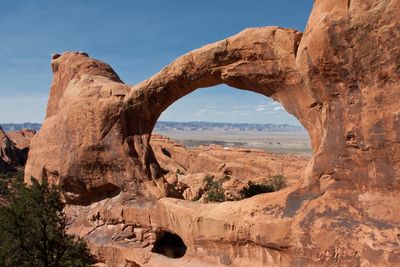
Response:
[151, 134, 309, 202]
[64, 135, 312, 267]
[1, 128, 311, 266]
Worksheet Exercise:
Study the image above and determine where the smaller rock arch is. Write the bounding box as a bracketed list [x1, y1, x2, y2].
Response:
[152, 230, 187, 259]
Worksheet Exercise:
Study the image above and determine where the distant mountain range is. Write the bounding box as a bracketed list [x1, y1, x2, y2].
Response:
[154, 121, 305, 132]
[0, 121, 305, 132]
[0, 123, 42, 131]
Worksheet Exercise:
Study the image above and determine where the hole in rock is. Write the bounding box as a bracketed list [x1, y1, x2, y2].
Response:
[62, 182, 121, 205]
[152, 85, 312, 201]
[155, 85, 311, 155]
[151, 231, 187, 258]
[161, 147, 171, 157]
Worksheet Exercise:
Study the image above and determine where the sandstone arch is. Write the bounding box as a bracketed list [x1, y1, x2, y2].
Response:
[26, 26, 320, 203]
[25, 0, 400, 265]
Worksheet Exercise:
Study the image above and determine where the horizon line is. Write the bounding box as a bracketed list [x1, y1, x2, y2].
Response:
[0, 120, 304, 127]
[156, 120, 304, 127]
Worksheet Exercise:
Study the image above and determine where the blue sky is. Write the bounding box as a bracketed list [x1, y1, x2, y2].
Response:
[0, 0, 313, 125]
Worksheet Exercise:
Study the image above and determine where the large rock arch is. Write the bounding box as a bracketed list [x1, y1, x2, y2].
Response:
[26, 26, 318, 203]
[25, 0, 400, 266]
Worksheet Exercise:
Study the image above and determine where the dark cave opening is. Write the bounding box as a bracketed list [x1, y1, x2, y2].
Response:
[151, 231, 187, 258]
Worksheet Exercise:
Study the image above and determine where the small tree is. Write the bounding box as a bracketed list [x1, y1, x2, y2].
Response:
[0, 171, 23, 197]
[0, 177, 94, 267]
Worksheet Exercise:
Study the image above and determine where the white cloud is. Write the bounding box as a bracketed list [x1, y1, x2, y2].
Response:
[155, 87, 301, 125]
[230, 104, 251, 110]
[194, 108, 216, 117]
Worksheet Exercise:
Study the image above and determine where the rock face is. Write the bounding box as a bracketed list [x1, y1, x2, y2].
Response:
[0, 127, 33, 172]
[6, 128, 36, 151]
[25, 0, 400, 266]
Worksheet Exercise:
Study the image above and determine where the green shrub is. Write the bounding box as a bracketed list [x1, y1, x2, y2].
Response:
[196, 174, 287, 202]
[268, 174, 287, 191]
[205, 189, 225, 203]
[240, 174, 287, 199]
[0, 171, 23, 181]
[0, 171, 23, 197]
[203, 175, 225, 203]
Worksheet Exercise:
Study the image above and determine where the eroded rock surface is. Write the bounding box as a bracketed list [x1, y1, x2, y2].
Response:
[151, 134, 308, 201]
[7, 128, 36, 151]
[25, 0, 400, 266]
[0, 127, 33, 172]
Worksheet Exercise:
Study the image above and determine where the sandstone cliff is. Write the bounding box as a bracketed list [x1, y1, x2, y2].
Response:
[25, 0, 400, 266]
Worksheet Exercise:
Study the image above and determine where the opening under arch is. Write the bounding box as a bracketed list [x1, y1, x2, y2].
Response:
[149, 85, 312, 202]
[154, 85, 311, 155]
[151, 230, 187, 258]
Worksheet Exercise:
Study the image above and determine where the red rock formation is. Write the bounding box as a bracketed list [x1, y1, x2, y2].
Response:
[0, 127, 33, 171]
[25, 0, 400, 265]
[7, 128, 36, 151]
[151, 134, 308, 201]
